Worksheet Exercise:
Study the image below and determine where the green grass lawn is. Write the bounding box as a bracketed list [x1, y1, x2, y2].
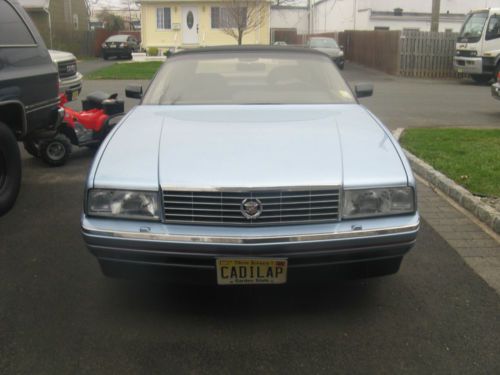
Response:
[400, 128, 500, 197]
[85, 61, 163, 80]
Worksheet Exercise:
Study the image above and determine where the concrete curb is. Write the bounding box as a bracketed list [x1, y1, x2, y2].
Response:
[394, 128, 500, 235]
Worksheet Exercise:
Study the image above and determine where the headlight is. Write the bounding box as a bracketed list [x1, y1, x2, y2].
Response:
[87, 189, 160, 220]
[342, 187, 415, 219]
[470, 50, 478, 57]
[338, 51, 344, 57]
[101, 43, 107, 48]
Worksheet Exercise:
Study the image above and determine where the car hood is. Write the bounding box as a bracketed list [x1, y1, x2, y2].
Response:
[48, 49, 76, 63]
[313, 47, 342, 57]
[93, 105, 408, 191]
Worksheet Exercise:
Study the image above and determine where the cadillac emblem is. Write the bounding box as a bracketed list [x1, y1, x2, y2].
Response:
[240, 198, 263, 219]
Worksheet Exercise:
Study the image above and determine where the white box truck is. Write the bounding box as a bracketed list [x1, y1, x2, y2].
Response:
[454, 8, 500, 83]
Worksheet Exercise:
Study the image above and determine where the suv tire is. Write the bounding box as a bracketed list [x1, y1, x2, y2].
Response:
[0, 121, 22, 216]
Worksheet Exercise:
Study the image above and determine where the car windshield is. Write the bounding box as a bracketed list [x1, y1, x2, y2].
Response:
[458, 11, 488, 42]
[106, 35, 128, 42]
[143, 51, 355, 105]
[309, 38, 339, 48]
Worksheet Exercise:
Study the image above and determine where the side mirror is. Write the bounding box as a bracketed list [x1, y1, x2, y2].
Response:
[354, 83, 374, 98]
[126, 85, 142, 99]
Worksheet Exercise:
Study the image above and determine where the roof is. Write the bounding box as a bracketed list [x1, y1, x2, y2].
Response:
[170, 45, 327, 58]
[17, 0, 50, 10]
[370, 10, 466, 22]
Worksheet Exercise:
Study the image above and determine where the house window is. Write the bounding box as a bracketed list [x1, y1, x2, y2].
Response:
[211, 7, 247, 28]
[157, 8, 171, 29]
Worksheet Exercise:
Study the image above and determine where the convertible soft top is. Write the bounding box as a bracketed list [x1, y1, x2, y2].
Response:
[170, 45, 329, 58]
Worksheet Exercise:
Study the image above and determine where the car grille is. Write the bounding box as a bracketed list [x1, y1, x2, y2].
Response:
[163, 188, 341, 226]
[455, 50, 476, 58]
[58, 59, 77, 79]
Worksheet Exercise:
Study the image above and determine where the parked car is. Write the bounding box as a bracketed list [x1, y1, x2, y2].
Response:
[49, 50, 83, 100]
[307, 37, 345, 69]
[0, 0, 60, 216]
[81, 46, 419, 285]
[101, 35, 140, 60]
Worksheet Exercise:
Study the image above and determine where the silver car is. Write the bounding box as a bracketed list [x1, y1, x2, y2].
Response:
[81, 46, 419, 285]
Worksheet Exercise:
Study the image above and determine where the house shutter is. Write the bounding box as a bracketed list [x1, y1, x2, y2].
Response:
[163, 8, 171, 29]
[211, 7, 220, 28]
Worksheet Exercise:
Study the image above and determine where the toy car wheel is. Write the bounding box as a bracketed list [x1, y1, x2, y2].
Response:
[40, 134, 72, 167]
[23, 138, 40, 158]
[0, 122, 22, 216]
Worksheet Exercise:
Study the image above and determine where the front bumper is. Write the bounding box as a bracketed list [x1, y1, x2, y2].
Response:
[453, 56, 483, 74]
[59, 72, 83, 95]
[492, 83, 500, 100]
[453, 56, 497, 75]
[102, 48, 131, 56]
[82, 213, 419, 283]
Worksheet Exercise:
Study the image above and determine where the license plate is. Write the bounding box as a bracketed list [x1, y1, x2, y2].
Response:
[72, 90, 79, 99]
[216, 258, 287, 285]
[111, 43, 116, 48]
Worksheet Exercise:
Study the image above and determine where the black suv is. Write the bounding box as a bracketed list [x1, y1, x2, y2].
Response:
[0, 0, 60, 215]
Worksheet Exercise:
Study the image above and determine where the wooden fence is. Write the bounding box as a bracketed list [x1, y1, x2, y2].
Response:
[303, 30, 460, 78]
[338, 30, 401, 75]
[399, 31, 459, 78]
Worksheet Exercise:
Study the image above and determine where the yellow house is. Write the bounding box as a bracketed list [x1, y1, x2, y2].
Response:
[140, 0, 271, 51]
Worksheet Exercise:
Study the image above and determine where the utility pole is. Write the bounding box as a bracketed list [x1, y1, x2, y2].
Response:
[431, 0, 440, 32]
[307, 0, 310, 35]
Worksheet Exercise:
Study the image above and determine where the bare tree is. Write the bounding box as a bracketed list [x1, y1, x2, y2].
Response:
[217, 0, 269, 45]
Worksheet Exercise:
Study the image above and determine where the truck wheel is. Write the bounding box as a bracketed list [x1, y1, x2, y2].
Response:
[0, 122, 22, 216]
[470, 74, 491, 84]
[40, 134, 72, 167]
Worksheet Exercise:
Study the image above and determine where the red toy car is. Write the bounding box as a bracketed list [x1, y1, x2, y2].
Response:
[24, 91, 125, 166]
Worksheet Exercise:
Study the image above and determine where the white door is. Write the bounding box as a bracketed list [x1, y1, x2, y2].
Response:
[182, 7, 199, 45]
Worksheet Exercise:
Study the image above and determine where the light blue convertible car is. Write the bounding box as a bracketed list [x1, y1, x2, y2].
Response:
[82, 46, 419, 285]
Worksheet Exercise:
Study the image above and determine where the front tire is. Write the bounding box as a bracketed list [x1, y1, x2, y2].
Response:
[471, 74, 492, 84]
[0, 122, 22, 216]
[102, 53, 108, 60]
[40, 134, 72, 167]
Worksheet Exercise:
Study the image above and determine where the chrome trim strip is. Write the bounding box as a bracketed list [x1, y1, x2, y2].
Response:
[82, 222, 420, 245]
[0, 44, 37, 48]
[160, 185, 342, 192]
[25, 97, 60, 114]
